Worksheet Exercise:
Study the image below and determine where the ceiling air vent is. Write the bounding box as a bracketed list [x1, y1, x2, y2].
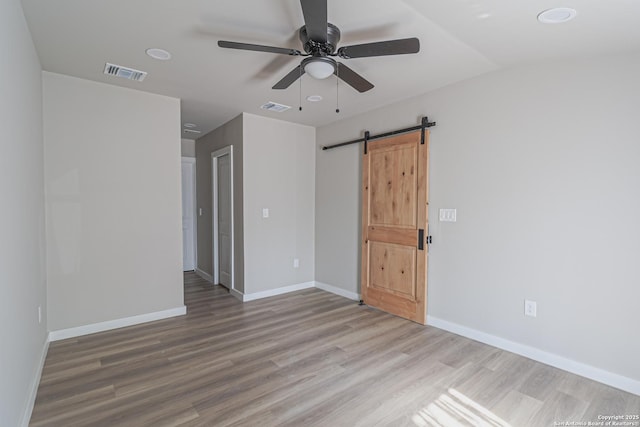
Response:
[183, 129, 202, 135]
[103, 63, 147, 82]
[260, 101, 291, 113]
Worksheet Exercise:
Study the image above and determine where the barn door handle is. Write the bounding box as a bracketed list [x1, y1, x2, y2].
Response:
[418, 229, 432, 250]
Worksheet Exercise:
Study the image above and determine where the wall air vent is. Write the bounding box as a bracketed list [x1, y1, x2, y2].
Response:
[260, 101, 291, 113]
[103, 63, 147, 82]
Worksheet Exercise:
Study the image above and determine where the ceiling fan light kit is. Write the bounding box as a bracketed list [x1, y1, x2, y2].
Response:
[217, 0, 420, 95]
[303, 57, 335, 79]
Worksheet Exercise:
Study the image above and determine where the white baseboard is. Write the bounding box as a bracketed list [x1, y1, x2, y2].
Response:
[195, 268, 213, 283]
[315, 281, 360, 301]
[427, 315, 640, 396]
[242, 281, 315, 302]
[231, 281, 360, 303]
[49, 306, 187, 341]
[20, 336, 49, 427]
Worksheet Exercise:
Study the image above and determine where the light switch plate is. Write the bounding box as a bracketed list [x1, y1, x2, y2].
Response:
[262, 208, 269, 218]
[439, 208, 457, 222]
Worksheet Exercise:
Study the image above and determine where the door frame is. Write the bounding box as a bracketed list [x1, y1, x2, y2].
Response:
[211, 146, 235, 290]
[181, 157, 197, 271]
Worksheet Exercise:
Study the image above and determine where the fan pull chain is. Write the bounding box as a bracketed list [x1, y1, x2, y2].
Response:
[335, 66, 340, 114]
[299, 66, 303, 111]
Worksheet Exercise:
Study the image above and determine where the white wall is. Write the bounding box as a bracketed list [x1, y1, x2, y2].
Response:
[0, 1, 47, 425]
[43, 72, 184, 331]
[316, 53, 640, 387]
[181, 138, 196, 157]
[243, 113, 315, 294]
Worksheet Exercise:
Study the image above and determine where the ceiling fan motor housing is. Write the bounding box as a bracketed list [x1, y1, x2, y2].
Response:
[299, 23, 341, 56]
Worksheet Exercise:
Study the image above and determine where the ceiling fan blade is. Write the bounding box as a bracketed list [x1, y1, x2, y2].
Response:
[335, 62, 374, 93]
[337, 37, 420, 59]
[300, 0, 328, 43]
[272, 65, 305, 89]
[218, 40, 302, 56]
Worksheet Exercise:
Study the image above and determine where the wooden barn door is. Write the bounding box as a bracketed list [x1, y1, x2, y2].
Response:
[361, 130, 429, 324]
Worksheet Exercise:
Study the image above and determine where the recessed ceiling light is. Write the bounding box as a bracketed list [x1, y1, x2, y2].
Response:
[183, 123, 197, 128]
[306, 95, 323, 102]
[146, 48, 172, 60]
[537, 8, 577, 24]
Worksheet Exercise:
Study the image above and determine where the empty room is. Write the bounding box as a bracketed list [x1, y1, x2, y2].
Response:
[2, 0, 639, 426]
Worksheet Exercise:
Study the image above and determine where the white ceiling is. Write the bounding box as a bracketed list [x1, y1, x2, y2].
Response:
[21, 0, 640, 137]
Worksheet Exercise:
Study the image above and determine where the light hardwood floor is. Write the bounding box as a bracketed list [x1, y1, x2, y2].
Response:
[31, 273, 640, 426]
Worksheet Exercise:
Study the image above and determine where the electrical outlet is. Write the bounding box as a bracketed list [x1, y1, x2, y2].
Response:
[262, 208, 269, 218]
[38, 305, 42, 324]
[293, 258, 299, 268]
[524, 300, 537, 317]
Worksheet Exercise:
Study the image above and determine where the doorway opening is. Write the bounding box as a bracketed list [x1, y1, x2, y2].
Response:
[211, 146, 234, 291]
[181, 157, 197, 272]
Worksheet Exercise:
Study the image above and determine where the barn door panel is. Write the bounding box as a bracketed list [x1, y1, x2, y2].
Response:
[361, 130, 429, 324]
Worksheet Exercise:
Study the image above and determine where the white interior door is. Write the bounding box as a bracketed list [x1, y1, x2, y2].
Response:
[216, 152, 232, 288]
[181, 158, 196, 271]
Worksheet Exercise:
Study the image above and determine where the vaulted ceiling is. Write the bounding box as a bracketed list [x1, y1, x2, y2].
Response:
[21, 0, 640, 137]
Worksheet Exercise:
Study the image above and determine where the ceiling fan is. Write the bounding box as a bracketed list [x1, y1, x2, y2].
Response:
[218, 0, 420, 93]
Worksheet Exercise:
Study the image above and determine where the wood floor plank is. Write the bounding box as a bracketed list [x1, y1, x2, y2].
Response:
[492, 389, 544, 426]
[30, 272, 640, 426]
[530, 390, 590, 427]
